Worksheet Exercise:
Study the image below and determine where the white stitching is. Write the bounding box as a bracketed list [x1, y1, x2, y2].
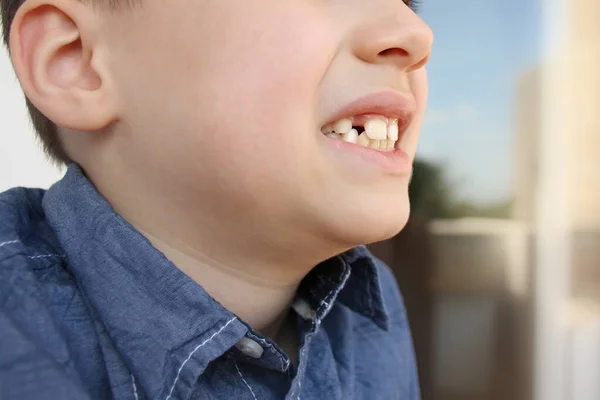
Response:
[316, 263, 349, 324]
[0, 240, 19, 248]
[292, 336, 310, 399]
[27, 254, 64, 260]
[0, 239, 64, 261]
[245, 332, 287, 371]
[131, 375, 139, 400]
[249, 334, 284, 369]
[233, 359, 258, 400]
[165, 317, 237, 400]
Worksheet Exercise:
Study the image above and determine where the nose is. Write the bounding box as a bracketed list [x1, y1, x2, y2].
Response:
[351, 7, 433, 72]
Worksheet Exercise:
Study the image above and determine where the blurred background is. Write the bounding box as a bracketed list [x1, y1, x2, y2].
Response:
[369, 1, 600, 399]
[1, 0, 598, 399]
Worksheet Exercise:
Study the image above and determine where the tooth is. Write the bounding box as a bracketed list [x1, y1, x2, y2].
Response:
[333, 118, 352, 134]
[321, 124, 334, 134]
[370, 140, 381, 149]
[342, 128, 358, 144]
[387, 139, 396, 151]
[326, 133, 339, 139]
[364, 119, 387, 140]
[388, 119, 399, 140]
[357, 133, 371, 147]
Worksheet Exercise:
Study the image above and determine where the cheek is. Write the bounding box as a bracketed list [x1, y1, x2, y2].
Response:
[204, 11, 334, 123]
[109, 2, 339, 195]
[404, 68, 428, 153]
[177, 9, 336, 173]
[411, 67, 429, 119]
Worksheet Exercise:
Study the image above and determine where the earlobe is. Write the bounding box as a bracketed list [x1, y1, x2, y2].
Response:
[9, 0, 118, 131]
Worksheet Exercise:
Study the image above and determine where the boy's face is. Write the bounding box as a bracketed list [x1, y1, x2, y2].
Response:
[98, 0, 432, 250]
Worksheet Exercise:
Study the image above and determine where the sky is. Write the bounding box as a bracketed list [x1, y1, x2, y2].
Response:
[417, 0, 542, 203]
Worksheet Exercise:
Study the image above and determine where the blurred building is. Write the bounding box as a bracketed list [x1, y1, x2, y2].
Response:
[566, 0, 600, 302]
[520, 0, 600, 230]
[513, 67, 541, 226]
[513, 1, 600, 399]
[427, 218, 531, 400]
[513, 0, 600, 299]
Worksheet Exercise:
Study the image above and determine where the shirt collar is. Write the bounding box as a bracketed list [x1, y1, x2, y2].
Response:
[42, 164, 390, 396]
[299, 246, 390, 331]
[43, 165, 247, 399]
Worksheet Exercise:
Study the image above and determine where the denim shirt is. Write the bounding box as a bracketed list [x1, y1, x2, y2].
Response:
[0, 165, 420, 400]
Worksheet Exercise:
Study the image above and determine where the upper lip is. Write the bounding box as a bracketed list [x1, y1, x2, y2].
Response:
[324, 90, 417, 133]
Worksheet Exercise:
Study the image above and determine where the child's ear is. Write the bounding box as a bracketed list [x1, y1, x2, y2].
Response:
[9, 0, 118, 131]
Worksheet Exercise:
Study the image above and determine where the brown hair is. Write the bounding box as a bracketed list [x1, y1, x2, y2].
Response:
[1, 0, 136, 164]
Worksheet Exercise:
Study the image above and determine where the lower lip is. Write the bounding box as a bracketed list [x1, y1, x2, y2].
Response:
[323, 136, 413, 176]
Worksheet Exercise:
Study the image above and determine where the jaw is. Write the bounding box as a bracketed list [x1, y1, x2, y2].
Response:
[302, 175, 412, 248]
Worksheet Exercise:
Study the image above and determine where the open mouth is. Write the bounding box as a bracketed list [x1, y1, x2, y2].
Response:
[321, 115, 401, 152]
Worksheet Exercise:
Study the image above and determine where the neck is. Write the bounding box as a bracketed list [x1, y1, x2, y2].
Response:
[83, 161, 350, 335]
[140, 229, 300, 333]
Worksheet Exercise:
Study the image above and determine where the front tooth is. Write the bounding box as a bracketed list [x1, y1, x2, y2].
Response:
[333, 118, 352, 134]
[364, 119, 387, 140]
[342, 128, 358, 144]
[386, 139, 396, 151]
[357, 133, 371, 147]
[387, 119, 399, 140]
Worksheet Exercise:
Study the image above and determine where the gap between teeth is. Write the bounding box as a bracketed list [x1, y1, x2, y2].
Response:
[322, 117, 399, 151]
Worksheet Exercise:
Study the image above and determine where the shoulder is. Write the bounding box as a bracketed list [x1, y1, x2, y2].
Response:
[0, 186, 62, 256]
[0, 188, 90, 399]
[0, 187, 66, 292]
[0, 185, 75, 319]
[0, 186, 67, 324]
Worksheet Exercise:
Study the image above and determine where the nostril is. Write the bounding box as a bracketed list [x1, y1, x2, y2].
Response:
[378, 48, 409, 58]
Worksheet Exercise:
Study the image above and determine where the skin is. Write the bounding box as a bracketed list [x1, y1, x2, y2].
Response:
[9, 0, 433, 344]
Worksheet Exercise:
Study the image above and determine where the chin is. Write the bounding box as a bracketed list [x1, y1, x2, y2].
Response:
[323, 196, 412, 248]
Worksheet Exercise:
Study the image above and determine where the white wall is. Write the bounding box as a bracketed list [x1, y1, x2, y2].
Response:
[0, 47, 64, 192]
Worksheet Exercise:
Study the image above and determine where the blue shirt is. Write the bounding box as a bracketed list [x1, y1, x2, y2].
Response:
[0, 165, 420, 400]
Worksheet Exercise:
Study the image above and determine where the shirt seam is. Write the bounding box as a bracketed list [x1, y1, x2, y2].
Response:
[0, 240, 20, 249]
[131, 374, 139, 400]
[245, 331, 288, 371]
[0, 239, 65, 264]
[233, 358, 258, 400]
[165, 317, 237, 400]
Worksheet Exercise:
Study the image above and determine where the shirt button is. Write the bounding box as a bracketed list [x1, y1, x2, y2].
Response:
[235, 337, 264, 359]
